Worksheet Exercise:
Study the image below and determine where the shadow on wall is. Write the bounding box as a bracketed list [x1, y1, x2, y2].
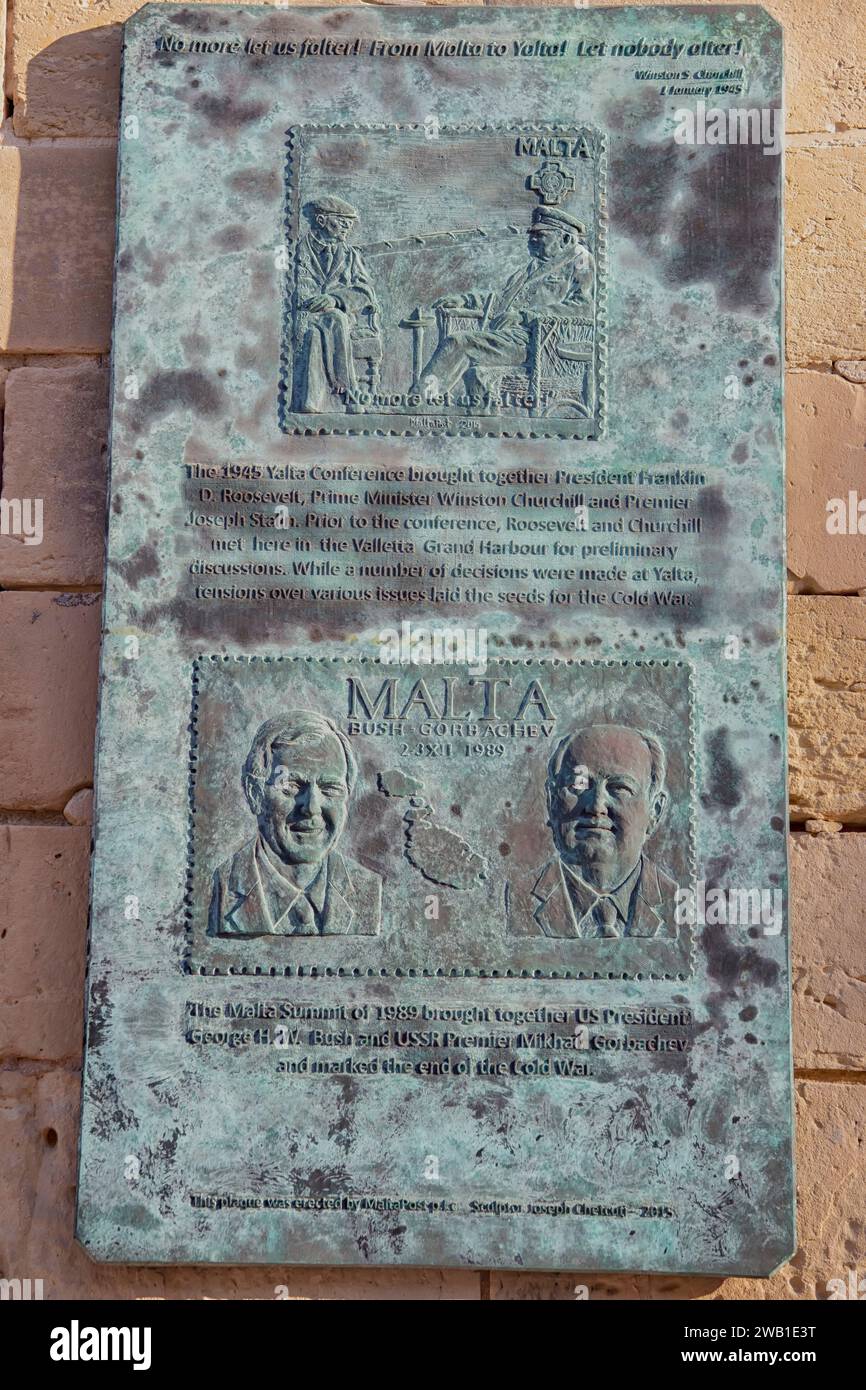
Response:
[4, 28, 119, 355]
[22, 26, 125, 139]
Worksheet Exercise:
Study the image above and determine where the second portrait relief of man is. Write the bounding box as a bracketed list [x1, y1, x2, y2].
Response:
[507, 723, 679, 940]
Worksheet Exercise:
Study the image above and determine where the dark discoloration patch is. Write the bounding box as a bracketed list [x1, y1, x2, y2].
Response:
[53, 593, 100, 608]
[611, 136, 779, 313]
[603, 86, 664, 133]
[87, 976, 112, 1051]
[212, 224, 253, 253]
[226, 168, 280, 201]
[699, 482, 733, 536]
[328, 1076, 359, 1151]
[170, 8, 214, 30]
[316, 137, 372, 177]
[194, 92, 269, 128]
[156, 1127, 182, 1165]
[609, 137, 679, 255]
[291, 1165, 351, 1197]
[114, 542, 160, 590]
[702, 728, 743, 811]
[677, 140, 780, 314]
[88, 1064, 138, 1142]
[128, 370, 227, 434]
[704, 924, 780, 993]
[386, 1224, 408, 1254]
[180, 331, 209, 358]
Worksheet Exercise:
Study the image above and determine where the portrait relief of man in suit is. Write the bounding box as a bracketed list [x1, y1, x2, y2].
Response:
[208, 710, 381, 938]
[507, 723, 679, 940]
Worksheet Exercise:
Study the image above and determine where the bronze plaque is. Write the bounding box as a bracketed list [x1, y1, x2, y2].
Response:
[77, 4, 794, 1275]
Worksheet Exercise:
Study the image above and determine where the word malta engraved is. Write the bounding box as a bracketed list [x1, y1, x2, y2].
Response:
[78, 5, 794, 1278]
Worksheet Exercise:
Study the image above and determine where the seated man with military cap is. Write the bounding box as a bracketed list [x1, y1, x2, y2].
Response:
[419, 204, 593, 402]
[293, 195, 381, 412]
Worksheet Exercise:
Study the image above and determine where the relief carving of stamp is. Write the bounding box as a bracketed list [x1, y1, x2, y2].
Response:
[280, 124, 607, 438]
[187, 655, 692, 978]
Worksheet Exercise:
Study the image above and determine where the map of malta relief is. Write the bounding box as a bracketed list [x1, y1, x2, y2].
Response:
[280, 124, 607, 438]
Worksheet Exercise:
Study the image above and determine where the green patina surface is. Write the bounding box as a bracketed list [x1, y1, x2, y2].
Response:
[77, 4, 793, 1273]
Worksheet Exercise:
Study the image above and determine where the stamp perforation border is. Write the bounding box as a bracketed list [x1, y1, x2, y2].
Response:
[184, 655, 695, 981]
[278, 122, 608, 441]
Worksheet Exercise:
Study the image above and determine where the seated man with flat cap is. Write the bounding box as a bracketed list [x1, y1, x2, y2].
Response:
[419, 204, 593, 401]
[208, 711, 381, 937]
[293, 196, 381, 412]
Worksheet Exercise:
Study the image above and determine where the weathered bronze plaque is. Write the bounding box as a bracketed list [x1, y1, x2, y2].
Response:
[78, 4, 794, 1274]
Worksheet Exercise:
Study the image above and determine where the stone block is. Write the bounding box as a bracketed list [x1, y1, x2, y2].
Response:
[0, 146, 115, 353]
[0, 591, 100, 811]
[0, 826, 89, 1064]
[791, 831, 866, 1071]
[787, 372, 866, 594]
[0, 367, 109, 587]
[786, 147, 866, 368]
[788, 598, 866, 824]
